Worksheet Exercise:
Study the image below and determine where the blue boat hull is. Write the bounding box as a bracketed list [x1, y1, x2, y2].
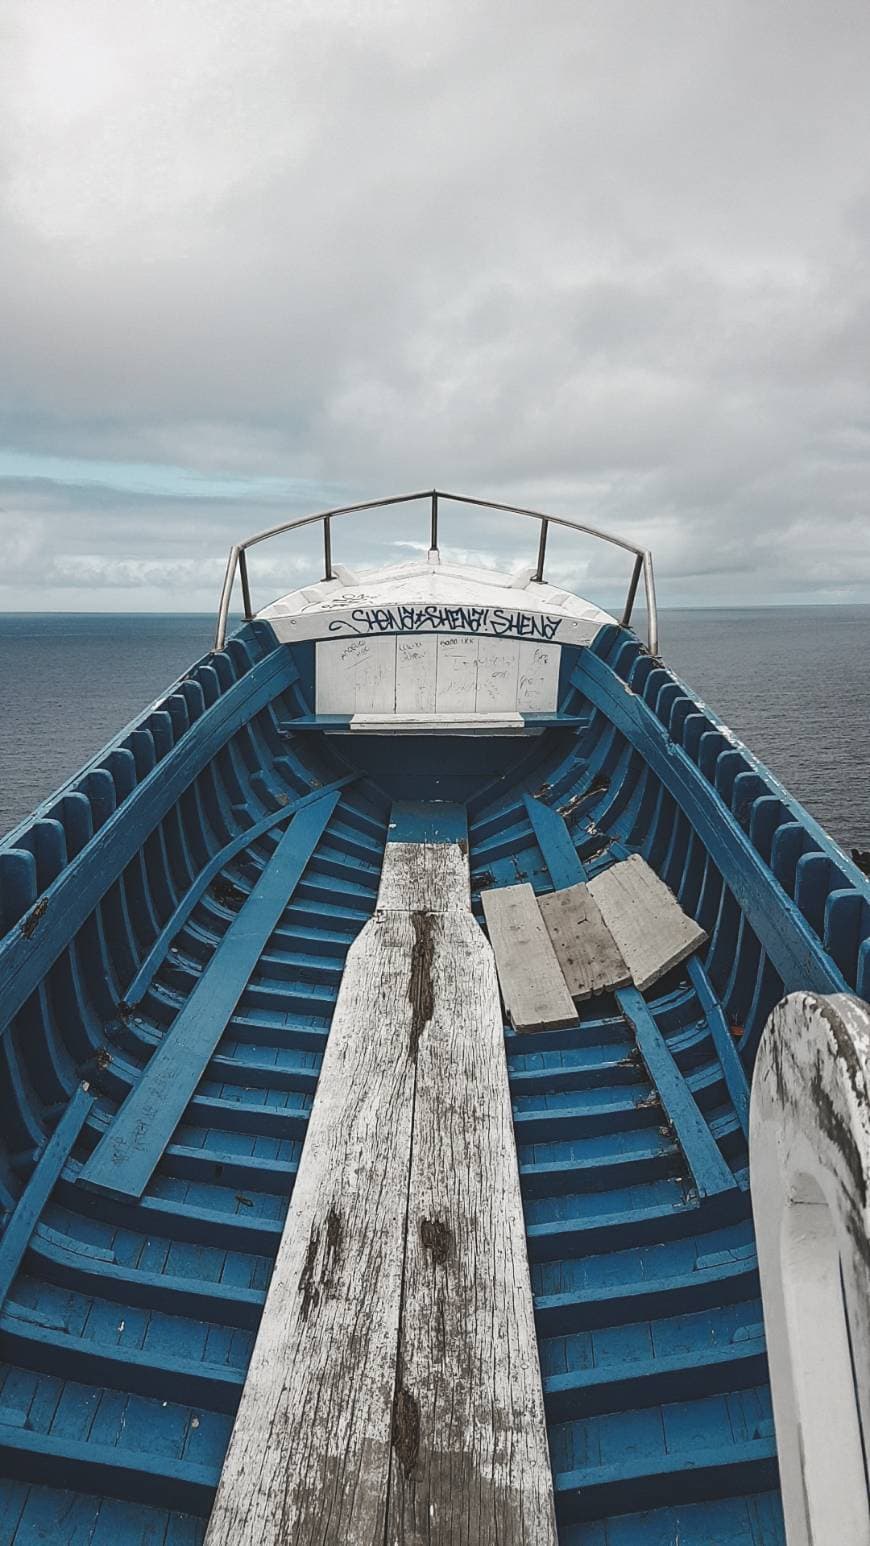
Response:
[1, 618, 868, 1543]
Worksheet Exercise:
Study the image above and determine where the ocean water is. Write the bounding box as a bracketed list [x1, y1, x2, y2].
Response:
[0, 608, 867, 851]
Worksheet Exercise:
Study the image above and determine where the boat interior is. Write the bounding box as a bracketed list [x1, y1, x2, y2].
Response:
[1, 493, 869, 1545]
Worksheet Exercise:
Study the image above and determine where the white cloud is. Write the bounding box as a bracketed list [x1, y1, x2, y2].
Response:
[0, 0, 868, 609]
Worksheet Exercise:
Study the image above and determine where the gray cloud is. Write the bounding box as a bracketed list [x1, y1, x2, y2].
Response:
[1, 0, 869, 611]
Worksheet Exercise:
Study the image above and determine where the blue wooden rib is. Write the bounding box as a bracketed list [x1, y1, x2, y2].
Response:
[78, 790, 339, 1202]
[0, 1426, 218, 1516]
[0, 646, 298, 1039]
[572, 649, 850, 995]
[619, 985, 736, 1197]
[687, 954, 751, 1135]
[124, 773, 356, 1005]
[0, 1083, 94, 1310]
[522, 792, 735, 1197]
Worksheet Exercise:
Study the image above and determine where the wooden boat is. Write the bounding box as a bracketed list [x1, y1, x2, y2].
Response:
[1, 490, 869, 1545]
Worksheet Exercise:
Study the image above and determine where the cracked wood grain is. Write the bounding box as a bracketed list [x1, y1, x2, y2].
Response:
[207, 833, 556, 1545]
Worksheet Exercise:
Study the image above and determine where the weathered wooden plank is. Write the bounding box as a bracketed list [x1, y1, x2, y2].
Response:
[619, 984, 735, 1197]
[80, 791, 339, 1202]
[588, 853, 707, 991]
[350, 711, 525, 735]
[388, 894, 557, 1544]
[538, 883, 630, 1000]
[481, 883, 577, 1032]
[205, 896, 418, 1545]
[207, 827, 556, 1544]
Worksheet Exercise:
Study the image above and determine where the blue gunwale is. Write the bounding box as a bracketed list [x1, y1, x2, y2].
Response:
[0, 615, 867, 1543]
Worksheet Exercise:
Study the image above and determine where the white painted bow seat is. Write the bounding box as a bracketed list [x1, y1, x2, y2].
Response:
[258, 553, 614, 733]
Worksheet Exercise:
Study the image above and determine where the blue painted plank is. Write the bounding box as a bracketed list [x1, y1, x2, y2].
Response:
[79, 791, 339, 1202]
[0, 1083, 94, 1309]
[619, 985, 735, 1198]
[0, 1425, 217, 1516]
[388, 801, 468, 844]
[686, 956, 751, 1136]
[554, 1437, 779, 1523]
[125, 774, 356, 1005]
[0, 648, 298, 1039]
[522, 794, 585, 888]
[572, 650, 850, 995]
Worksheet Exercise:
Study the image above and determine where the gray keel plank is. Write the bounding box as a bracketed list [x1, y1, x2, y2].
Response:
[207, 831, 556, 1544]
[481, 882, 577, 1032]
[388, 891, 557, 1543]
[80, 791, 339, 1201]
[538, 882, 630, 999]
[205, 896, 418, 1545]
[588, 853, 707, 991]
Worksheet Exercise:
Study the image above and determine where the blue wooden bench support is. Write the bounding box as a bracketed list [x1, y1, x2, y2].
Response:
[686, 954, 750, 1135]
[78, 789, 340, 1202]
[524, 793, 736, 1198]
[619, 985, 736, 1198]
[0, 1082, 94, 1310]
[0, 646, 299, 1041]
[124, 773, 356, 1006]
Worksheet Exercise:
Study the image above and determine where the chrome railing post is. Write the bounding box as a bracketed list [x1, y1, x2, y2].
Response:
[238, 548, 253, 620]
[534, 518, 549, 583]
[323, 516, 333, 580]
[430, 489, 439, 552]
[643, 551, 659, 656]
[214, 545, 239, 651]
[621, 554, 643, 630]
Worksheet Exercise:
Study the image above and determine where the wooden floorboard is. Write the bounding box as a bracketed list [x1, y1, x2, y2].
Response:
[587, 853, 707, 991]
[481, 882, 577, 1032]
[207, 822, 556, 1545]
[538, 882, 631, 999]
[387, 894, 557, 1543]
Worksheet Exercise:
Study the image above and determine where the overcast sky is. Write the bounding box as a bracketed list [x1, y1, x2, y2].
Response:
[2, 0, 869, 613]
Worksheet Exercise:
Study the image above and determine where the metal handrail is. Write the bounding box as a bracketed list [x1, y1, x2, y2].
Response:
[214, 488, 658, 654]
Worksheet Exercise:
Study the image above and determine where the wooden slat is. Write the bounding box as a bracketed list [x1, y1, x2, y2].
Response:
[207, 826, 556, 1544]
[0, 1084, 94, 1309]
[481, 883, 577, 1032]
[387, 887, 557, 1544]
[588, 853, 707, 991]
[523, 793, 585, 889]
[619, 985, 736, 1197]
[79, 791, 339, 1202]
[538, 883, 630, 1000]
[204, 902, 418, 1544]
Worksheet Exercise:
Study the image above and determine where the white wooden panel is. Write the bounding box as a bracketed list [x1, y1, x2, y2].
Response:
[538, 883, 631, 999]
[481, 883, 577, 1032]
[516, 643, 560, 712]
[395, 634, 438, 713]
[350, 712, 524, 735]
[315, 636, 397, 714]
[474, 636, 520, 711]
[587, 854, 707, 991]
[435, 635, 478, 712]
